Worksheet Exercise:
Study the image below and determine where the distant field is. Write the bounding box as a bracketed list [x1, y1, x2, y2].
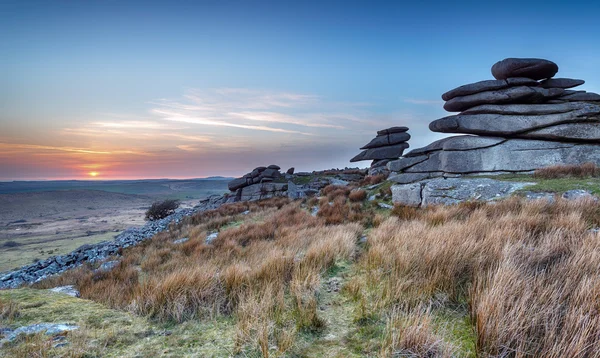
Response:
[0, 178, 230, 273]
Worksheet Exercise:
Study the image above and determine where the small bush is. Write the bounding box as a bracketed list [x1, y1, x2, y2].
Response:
[533, 162, 600, 179]
[145, 199, 180, 221]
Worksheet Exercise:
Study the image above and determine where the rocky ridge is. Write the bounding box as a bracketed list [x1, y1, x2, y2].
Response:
[387, 58, 600, 185]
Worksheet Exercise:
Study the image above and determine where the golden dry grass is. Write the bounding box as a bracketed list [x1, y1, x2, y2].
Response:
[533, 162, 600, 179]
[28, 187, 600, 357]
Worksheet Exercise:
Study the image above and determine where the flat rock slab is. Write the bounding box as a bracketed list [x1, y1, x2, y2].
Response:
[442, 77, 538, 101]
[392, 178, 534, 207]
[491, 58, 558, 80]
[443, 86, 564, 112]
[49, 285, 80, 297]
[2, 323, 79, 343]
[560, 92, 600, 102]
[461, 102, 595, 115]
[430, 103, 600, 140]
[377, 126, 408, 135]
[539, 78, 585, 89]
[351, 142, 409, 162]
[360, 132, 410, 149]
[400, 136, 600, 174]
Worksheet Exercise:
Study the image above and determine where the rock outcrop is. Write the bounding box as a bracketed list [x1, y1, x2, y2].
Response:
[387, 57, 600, 185]
[350, 127, 410, 175]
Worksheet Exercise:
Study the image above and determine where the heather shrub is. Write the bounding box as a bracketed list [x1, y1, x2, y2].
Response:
[145, 199, 180, 221]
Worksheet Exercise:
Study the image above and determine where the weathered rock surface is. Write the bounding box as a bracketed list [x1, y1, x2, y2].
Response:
[560, 92, 600, 102]
[442, 77, 538, 101]
[1, 323, 79, 344]
[392, 178, 534, 207]
[377, 126, 408, 135]
[539, 78, 585, 89]
[491, 58, 558, 80]
[389, 136, 600, 178]
[350, 142, 409, 162]
[431, 103, 600, 140]
[228, 165, 284, 192]
[443, 86, 564, 112]
[360, 132, 410, 149]
[49, 285, 80, 297]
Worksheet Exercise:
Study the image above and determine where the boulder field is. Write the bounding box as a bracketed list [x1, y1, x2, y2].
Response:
[387, 57, 600, 186]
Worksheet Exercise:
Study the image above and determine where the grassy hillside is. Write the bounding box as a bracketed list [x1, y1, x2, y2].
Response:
[3, 171, 600, 356]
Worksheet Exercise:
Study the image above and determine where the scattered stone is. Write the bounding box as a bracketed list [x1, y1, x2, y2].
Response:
[562, 190, 595, 201]
[49, 285, 80, 298]
[491, 58, 558, 80]
[2, 323, 78, 343]
[377, 203, 394, 209]
[173, 237, 189, 244]
[206, 232, 219, 244]
[98, 260, 119, 272]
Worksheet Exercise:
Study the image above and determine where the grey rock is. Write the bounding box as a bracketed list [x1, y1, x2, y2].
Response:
[267, 165, 281, 170]
[261, 168, 280, 178]
[98, 260, 119, 272]
[173, 237, 189, 244]
[524, 123, 600, 141]
[405, 136, 506, 158]
[461, 102, 595, 115]
[389, 172, 441, 184]
[421, 178, 534, 206]
[403, 136, 600, 174]
[2, 323, 78, 343]
[560, 92, 600, 102]
[377, 126, 409, 135]
[391, 183, 423, 207]
[328, 178, 349, 186]
[286, 167, 295, 175]
[360, 132, 410, 149]
[228, 177, 247, 192]
[206, 232, 219, 244]
[387, 155, 428, 172]
[539, 78, 585, 89]
[562, 190, 595, 201]
[521, 191, 556, 203]
[442, 77, 538, 101]
[351, 143, 409, 162]
[491, 58, 558, 80]
[430, 103, 600, 138]
[378, 203, 394, 209]
[310, 206, 319, 217]
[49, 285, 80, 298]
[443, 86, 564, 112]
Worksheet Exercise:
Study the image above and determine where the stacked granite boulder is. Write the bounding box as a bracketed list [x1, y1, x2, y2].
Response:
[227, 165, 288, 201]
[350, 126, 411, 175]
[388, 58, 600, 184]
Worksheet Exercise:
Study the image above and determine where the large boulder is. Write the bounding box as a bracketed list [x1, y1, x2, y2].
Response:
[430, 103, 600, 140]
[539, 78, 584, 89]
[389, 136, 600, 178]
[350, 142, 409, 162]
[360, 132, 410, 149]
[443, 86, 564, 112]
[491, 58, 559, 80]
[391, 178, 534, 207]
[377, 126, 409, 136]
[441, 77, 538, 101]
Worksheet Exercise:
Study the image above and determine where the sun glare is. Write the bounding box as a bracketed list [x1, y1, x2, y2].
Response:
[89, 171, 99, 177]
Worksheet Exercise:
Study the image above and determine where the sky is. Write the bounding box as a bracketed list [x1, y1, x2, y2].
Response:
[1, 0, 600, 180]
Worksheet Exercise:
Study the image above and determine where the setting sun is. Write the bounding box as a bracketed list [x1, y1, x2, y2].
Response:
[89, 171, 99, 177]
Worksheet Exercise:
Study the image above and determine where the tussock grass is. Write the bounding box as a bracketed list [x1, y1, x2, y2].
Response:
[25, 187, 600, 357]
[534, 162, 600, 179]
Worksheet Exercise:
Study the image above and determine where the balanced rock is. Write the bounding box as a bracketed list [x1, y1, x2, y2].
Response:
[491, 58, 558, 80]
[377, 126, 408, 135]
[387, 57, 600, 189]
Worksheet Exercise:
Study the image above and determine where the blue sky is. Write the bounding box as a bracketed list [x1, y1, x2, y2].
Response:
[1, 0, 599, 179]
